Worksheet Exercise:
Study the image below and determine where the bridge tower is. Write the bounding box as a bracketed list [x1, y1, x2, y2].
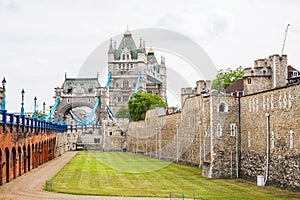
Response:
[107, 27, 167, 114]
[53, 75, 107, 125]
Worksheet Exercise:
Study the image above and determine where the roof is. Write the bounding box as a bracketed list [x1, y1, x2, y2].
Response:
[61, 78, 100, 95]
[114, 33, 138, 60]
[288, 65, 299, 72]
[225, 78, 244, 94]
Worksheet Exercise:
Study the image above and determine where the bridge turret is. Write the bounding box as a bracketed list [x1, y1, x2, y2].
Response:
[55, 87, 62, 98]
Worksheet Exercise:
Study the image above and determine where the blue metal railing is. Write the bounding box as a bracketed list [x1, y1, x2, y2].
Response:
[0, 110, 67, 133]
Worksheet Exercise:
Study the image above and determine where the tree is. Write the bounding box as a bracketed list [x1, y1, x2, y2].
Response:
[128, 91, 167, 121]
[115, 106, 131, 119]
[211, 67, 243, 91]
[30, 110, 44, 119]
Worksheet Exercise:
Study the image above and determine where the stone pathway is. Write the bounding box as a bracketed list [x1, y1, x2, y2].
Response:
[0, 151, 170, 200]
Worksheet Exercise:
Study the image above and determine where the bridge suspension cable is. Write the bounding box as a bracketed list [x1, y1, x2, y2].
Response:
[45, 98, 60, 122]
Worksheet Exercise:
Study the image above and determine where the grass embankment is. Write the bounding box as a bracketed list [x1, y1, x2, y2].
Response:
[46, 151, 300, 199]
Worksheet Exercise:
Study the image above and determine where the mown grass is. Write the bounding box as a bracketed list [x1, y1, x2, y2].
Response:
[46, 151, 300, 199]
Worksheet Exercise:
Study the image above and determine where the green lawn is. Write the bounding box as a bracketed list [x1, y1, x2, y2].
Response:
[46, 151, 300, 199]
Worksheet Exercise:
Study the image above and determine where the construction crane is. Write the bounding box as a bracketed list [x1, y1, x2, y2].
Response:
[281, 24, 290, 55]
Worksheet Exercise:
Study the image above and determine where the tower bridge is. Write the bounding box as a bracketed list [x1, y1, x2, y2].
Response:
[0, 27, 169, 186]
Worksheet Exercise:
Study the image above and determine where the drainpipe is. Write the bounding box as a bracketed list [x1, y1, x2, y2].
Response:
[264, 112, 270, 186]
[199, 120, 202, 168]
[236, 95, 241, 178]
[176, 124, 179, 162]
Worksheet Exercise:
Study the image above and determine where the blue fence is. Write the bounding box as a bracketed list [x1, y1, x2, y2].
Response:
[0, 110, 67, 133]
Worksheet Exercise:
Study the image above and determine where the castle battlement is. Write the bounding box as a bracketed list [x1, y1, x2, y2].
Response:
[243, 54, 288, 95]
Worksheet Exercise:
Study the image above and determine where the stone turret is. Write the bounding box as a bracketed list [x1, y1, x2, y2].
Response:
[160, 56, 167, 101]
[108, 38, 115, 73]
[243, 54, 288, 95]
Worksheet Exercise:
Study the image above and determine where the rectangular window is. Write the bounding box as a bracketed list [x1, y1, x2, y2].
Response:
[230, 123, 236, 136]
[279, 93, 282, 109]
[256, 97, 259, 112]
[283, 92, 287, 108]
[248, 132, 251, 148]
[290, 130, 293, 149]
[288, 91, 292, 108]
[271, 131, 275, 149]
[217, 123, 222, 137]
[247, 78, 252, 84]
[271, 94, 274, 110]
[118, 97, 122, 102]
[94, 138, 100, 143]
[123, 96, 129, 102]
[293, 71, 298, 77]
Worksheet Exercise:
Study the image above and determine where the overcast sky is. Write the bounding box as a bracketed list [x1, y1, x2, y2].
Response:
[1, 0, 300, 112]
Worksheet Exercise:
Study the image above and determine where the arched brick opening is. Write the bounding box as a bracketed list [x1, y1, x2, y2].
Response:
[0, 148, 2, 186]
[35, 143, 38, 168]
[23, 145, 26, 173]
[38, 142, 41, 165]
[12, 147, 16, 179]
[5, 147, 9, 183]
[44, 140, 47, 162]
[49, 139, 52, 160]
[31, 144, 35, 169]
[46, 140, 49, 162]
[18, 147, 21, 176]
[41, 141, 44, 164]
[27, 144, 30, 172]
[53, 138, 56, 159]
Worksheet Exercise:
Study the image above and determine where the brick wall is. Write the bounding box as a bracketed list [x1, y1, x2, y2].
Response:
[0, 123, 56, 185]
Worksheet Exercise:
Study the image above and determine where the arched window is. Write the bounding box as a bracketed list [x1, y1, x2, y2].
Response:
[217, 123, 222, 137]
[219, 103, 225, 112]
[123, 80, 129, 88]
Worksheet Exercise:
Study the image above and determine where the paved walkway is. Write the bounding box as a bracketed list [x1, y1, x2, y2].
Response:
[0, 151, 169, 200]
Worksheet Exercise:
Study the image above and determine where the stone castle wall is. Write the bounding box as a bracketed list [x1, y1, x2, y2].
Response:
[102, 82, 300, 190]
[100, 51, 299, 190]
[208, 91, 239, 178]
[240, 84, 300, 190]
[125, 93, 240, 179]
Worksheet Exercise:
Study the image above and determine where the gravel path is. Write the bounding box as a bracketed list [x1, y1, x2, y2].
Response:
[0, 151, 170, 200]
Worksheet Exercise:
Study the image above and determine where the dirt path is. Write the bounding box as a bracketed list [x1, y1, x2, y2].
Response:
[0, 151, 169, 200]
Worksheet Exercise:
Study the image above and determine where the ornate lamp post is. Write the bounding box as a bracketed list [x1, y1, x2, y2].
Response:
[1, 77, 7, 132]
[1, 77, 6, 111]
[42, 102, 45, 120]
[20, 89, 25, 116]
[33, 96, 37, 119]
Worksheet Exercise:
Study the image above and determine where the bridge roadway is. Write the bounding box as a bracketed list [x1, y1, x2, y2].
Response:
[0, 151, 170, 200]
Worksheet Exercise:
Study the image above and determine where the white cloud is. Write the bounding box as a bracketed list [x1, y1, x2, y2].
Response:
[1, 0, 300, 111]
